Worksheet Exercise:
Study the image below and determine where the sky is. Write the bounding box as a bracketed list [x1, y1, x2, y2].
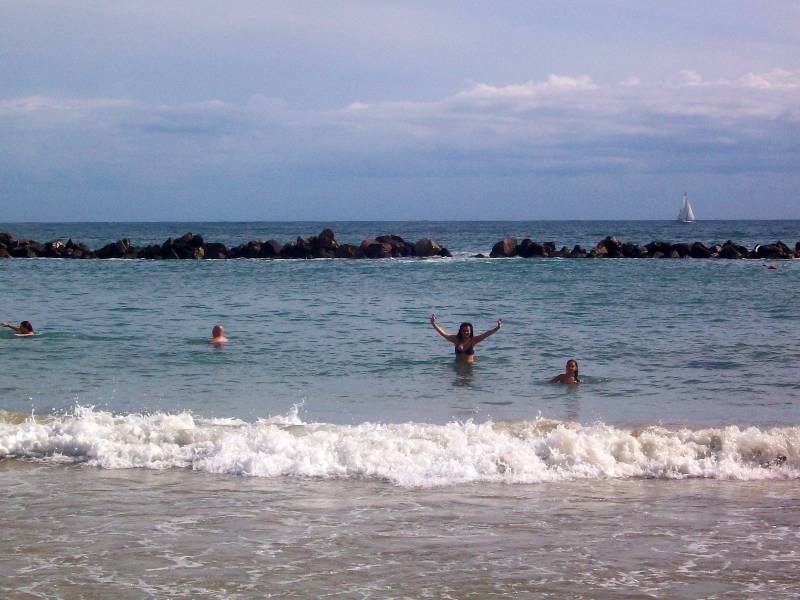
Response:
[1, 0, 799, 221]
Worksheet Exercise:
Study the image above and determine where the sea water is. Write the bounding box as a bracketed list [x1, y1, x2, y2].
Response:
[1, 221, 798, 598]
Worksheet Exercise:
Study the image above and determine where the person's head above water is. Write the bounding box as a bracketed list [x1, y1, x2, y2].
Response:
[566, 359, 580, 382]
[209, 324, 228, 344]
[457, 322, 474, 340]
[20, 321, 33, 334]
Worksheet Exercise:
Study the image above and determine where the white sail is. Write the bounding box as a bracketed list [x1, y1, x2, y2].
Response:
[677, 193, 696, 223]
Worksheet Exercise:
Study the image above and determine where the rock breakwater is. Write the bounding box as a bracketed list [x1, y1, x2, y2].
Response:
[1, 230, 797, 260]
[0, 230, 452, 260]
[489, 236, 799, 260]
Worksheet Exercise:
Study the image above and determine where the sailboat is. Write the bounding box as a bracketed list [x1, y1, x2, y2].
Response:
[677, 193, 696, 223]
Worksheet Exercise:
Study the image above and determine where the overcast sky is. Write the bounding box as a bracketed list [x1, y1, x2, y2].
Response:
[2, 1, 799, 221]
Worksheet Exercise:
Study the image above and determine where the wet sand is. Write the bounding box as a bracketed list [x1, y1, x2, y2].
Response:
[1, 461, 798, 599]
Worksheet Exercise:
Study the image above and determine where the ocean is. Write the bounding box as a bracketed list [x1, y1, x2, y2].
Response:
[1, 221, 799, 598]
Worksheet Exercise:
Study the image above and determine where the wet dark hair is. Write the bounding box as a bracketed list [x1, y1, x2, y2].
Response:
[567, 359, 580, 383]
[20, 321, 33, 333]
[457, 322, 473, 340]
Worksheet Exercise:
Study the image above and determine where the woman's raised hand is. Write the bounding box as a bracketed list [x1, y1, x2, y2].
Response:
[496, 319, 503, 329]
[430, 313, 437, 325]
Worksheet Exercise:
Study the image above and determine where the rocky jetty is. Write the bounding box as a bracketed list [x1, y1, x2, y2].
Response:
[1, 229, 797, 260]
[0, 230, 452, 260]
[488, 235, 799, 259]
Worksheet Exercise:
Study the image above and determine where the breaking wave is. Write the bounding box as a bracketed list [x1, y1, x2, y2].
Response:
[0, 406, 797, 487]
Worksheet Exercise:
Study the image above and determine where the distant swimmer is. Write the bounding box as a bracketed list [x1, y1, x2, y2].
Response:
[1, 321, 34, 336]
[209, 324, 228, 345]
[430, 313, 503, 363]
[550, 359, 581, 384]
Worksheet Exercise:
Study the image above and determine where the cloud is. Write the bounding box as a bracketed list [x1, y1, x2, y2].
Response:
[460, 75, 598, 98]
[1, 70, 800, 186]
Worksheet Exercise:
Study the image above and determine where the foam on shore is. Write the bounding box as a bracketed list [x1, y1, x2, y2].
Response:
[0, 406, 797, 487]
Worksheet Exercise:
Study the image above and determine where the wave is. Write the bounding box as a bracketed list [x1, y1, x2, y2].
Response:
[0, 407, 797, 487]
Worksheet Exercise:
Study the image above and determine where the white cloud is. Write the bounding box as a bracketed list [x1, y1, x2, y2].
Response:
[460, 75, 597, 98]
[738, 68, 800, 89]
[1, 69, 799, 181]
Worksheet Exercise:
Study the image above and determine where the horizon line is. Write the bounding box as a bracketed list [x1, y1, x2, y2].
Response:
[3, 218, 799, 225]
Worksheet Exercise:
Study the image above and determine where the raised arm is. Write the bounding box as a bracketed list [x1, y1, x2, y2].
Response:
[473, 319, 503, 344]
[430, 313, 457, 343]
[1, 322, 21, 333]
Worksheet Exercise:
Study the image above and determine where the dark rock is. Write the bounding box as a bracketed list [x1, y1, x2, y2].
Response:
[259, 240, 281, 258]
[336, 244, 363, 259]
[361, 239, 392, 259]
[645, 241, 673, 257]
[312, 229, 339, 257]
[43, 240, 66, 257]
[230, 241, 262, 259]
[722, 240, 749, 257]
[0, 248, 10, 258]
[543, 241, 556, 255]
[96, 239, 136, 259]
[160, 238, 177, 258]
[752, 243, 791, 260]
[671, 243, 691, 258]
[10, 245, 39, 258]
[413, 238, 442, 257]
[438, 247, 452, 258]
[281, 237, 313, 259]
[796, 241, 800, 258]
[490, 237, 518, 258]
[570, 245, 587, 258]
[0, 232, 12, 246]
[690, 241, 711, 258]
[203, 243, 229, 259]
[552, 246, 570, 258]
[622, 242, 648, 258]
[718, 245, 743, 259]
[472, 253, 487, 258]
[377, 235, 414, 257]
[590, 236, 624, 258]
[137, 245, 163, 260]
[517, 239, 546, 258]
[180, 232, 204, 248]
[174, 234, 203, 258]
[668, 250, 681, 259]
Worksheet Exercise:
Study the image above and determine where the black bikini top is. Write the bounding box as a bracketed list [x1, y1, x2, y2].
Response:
[455, 344, 475, 355]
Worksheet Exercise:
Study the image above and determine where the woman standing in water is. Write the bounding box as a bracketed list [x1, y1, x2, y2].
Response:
[430, 313, 503, 363]
[550, 359, 581, 384]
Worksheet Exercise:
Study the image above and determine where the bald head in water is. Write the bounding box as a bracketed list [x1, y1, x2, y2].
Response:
[210, 324, 228, 344]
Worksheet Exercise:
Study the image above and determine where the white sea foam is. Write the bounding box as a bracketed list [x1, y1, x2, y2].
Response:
[0, 407, 797, 487]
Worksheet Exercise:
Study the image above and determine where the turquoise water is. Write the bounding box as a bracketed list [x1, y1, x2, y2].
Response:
[2, 221, 799, 426]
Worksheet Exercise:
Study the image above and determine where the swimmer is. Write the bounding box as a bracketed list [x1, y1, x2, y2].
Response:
[430, 313, 503, 363]
[550, 359, 581, 384]
[209, 324, 228, 345]
[1, 321, 35, 336]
